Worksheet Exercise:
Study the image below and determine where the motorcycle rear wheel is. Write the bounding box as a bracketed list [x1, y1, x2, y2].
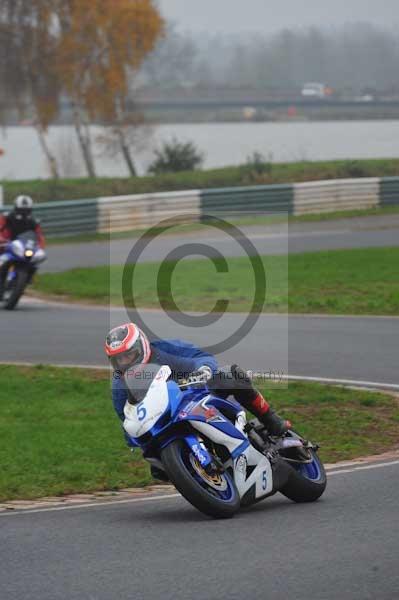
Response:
[280, 449, 327, 503]
[161, 439, 240, 519]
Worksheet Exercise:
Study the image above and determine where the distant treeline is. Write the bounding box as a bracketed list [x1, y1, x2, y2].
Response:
[139, 23, 399, 94]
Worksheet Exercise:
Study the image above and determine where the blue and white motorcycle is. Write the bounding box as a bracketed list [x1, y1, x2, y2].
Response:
[123, 364, 327, 518]
[0, 230, 46, 310]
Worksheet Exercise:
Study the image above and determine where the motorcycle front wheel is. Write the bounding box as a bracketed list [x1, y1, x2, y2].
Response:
[161, 439, 240, 519]
[3, 268, 29, 310]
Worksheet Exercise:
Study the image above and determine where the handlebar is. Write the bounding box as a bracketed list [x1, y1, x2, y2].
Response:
[177, 372, 210, 388]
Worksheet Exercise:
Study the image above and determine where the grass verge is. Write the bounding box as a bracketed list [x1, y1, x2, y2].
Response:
[3, 158, 399, 203]
[34, 247, 399, 315]
[1, 364, 398, 502]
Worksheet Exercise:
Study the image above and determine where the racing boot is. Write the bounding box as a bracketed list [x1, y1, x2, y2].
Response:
[249, 391, 291, 436]
[259, 404, 291, 437]
[230, 365, 291, 436]
[150, 465, 170, 483]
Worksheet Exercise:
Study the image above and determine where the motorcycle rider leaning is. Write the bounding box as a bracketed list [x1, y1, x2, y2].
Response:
[0, 196, 45, 297]
[105, 323, 291, 481]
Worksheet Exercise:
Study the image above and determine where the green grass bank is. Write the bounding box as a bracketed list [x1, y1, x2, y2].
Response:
[3, 158, 399, 203]
[34, 247, 399, 316]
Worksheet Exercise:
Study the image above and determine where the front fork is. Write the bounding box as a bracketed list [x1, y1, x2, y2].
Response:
[184, 410, 248, 474]
[183, 434, 219, 473]
[6, 264, 36, 285]
[6, 266, 16, 283]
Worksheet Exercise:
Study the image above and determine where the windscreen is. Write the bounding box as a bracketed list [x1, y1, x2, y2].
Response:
[18, 230, 38, 244]
[123, 363, 166, 405]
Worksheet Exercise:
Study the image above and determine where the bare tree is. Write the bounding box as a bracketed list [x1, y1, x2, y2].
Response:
[0, 0, 60, 178]
[97, 100, 154, 176]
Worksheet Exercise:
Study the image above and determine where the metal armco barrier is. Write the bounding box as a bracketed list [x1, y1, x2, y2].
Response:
[200, 184, 294, 216]
[34, 199, 98, 236]
[293, 178, 379, 215]
[97, 190, 201, 233]
[379, 177, 399, 206]
[0, 176, 398, 238]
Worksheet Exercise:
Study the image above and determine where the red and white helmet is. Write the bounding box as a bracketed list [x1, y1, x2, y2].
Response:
[104, 323, 151, 372]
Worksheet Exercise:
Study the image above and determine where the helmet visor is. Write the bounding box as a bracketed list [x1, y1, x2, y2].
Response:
[109, 339, 144, 373]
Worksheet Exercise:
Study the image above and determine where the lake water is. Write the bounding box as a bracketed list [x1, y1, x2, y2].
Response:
[1, 120, 399, 181]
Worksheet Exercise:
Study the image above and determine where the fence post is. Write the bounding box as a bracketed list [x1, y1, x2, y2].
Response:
[0, 185, 3, 208]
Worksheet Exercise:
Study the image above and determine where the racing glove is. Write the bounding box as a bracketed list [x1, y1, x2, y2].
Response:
[179, 365, 213, 386]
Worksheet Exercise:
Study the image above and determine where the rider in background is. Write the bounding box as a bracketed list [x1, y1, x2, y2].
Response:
[0, 196, 45, 250]
[105, 323, 291, 479]
[0, 195, 45, 298]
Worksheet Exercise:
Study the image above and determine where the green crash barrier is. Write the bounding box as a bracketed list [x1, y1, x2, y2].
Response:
[1, 177, 397, 238]
[379, 177, 399, 207]
[200, 184, 294, 217]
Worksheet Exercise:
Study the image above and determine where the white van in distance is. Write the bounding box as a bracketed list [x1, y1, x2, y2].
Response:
[301, 83, 332, 98]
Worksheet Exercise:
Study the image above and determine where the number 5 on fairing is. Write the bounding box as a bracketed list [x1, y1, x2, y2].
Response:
[137, 402, 147, 421]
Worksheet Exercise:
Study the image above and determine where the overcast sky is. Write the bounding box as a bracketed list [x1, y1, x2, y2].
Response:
[158, 0, 398, 34]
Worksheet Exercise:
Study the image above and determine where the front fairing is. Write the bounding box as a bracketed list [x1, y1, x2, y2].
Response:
[122, 366, 275, 502]
[4, 241, 25, 263]
[123, 370, 247, 459]
[4, 236, 46, 265]
[0, 250, 13, 266]
[123, 366, 186, 445]
[0, 250, 25, 276]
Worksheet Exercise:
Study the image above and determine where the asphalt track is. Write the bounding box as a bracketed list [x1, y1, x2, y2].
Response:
[1, 460, 399, 600]
[43, 214, 399, 272]
[1, 299, 399, 386]
[4, 212, 394, 384]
